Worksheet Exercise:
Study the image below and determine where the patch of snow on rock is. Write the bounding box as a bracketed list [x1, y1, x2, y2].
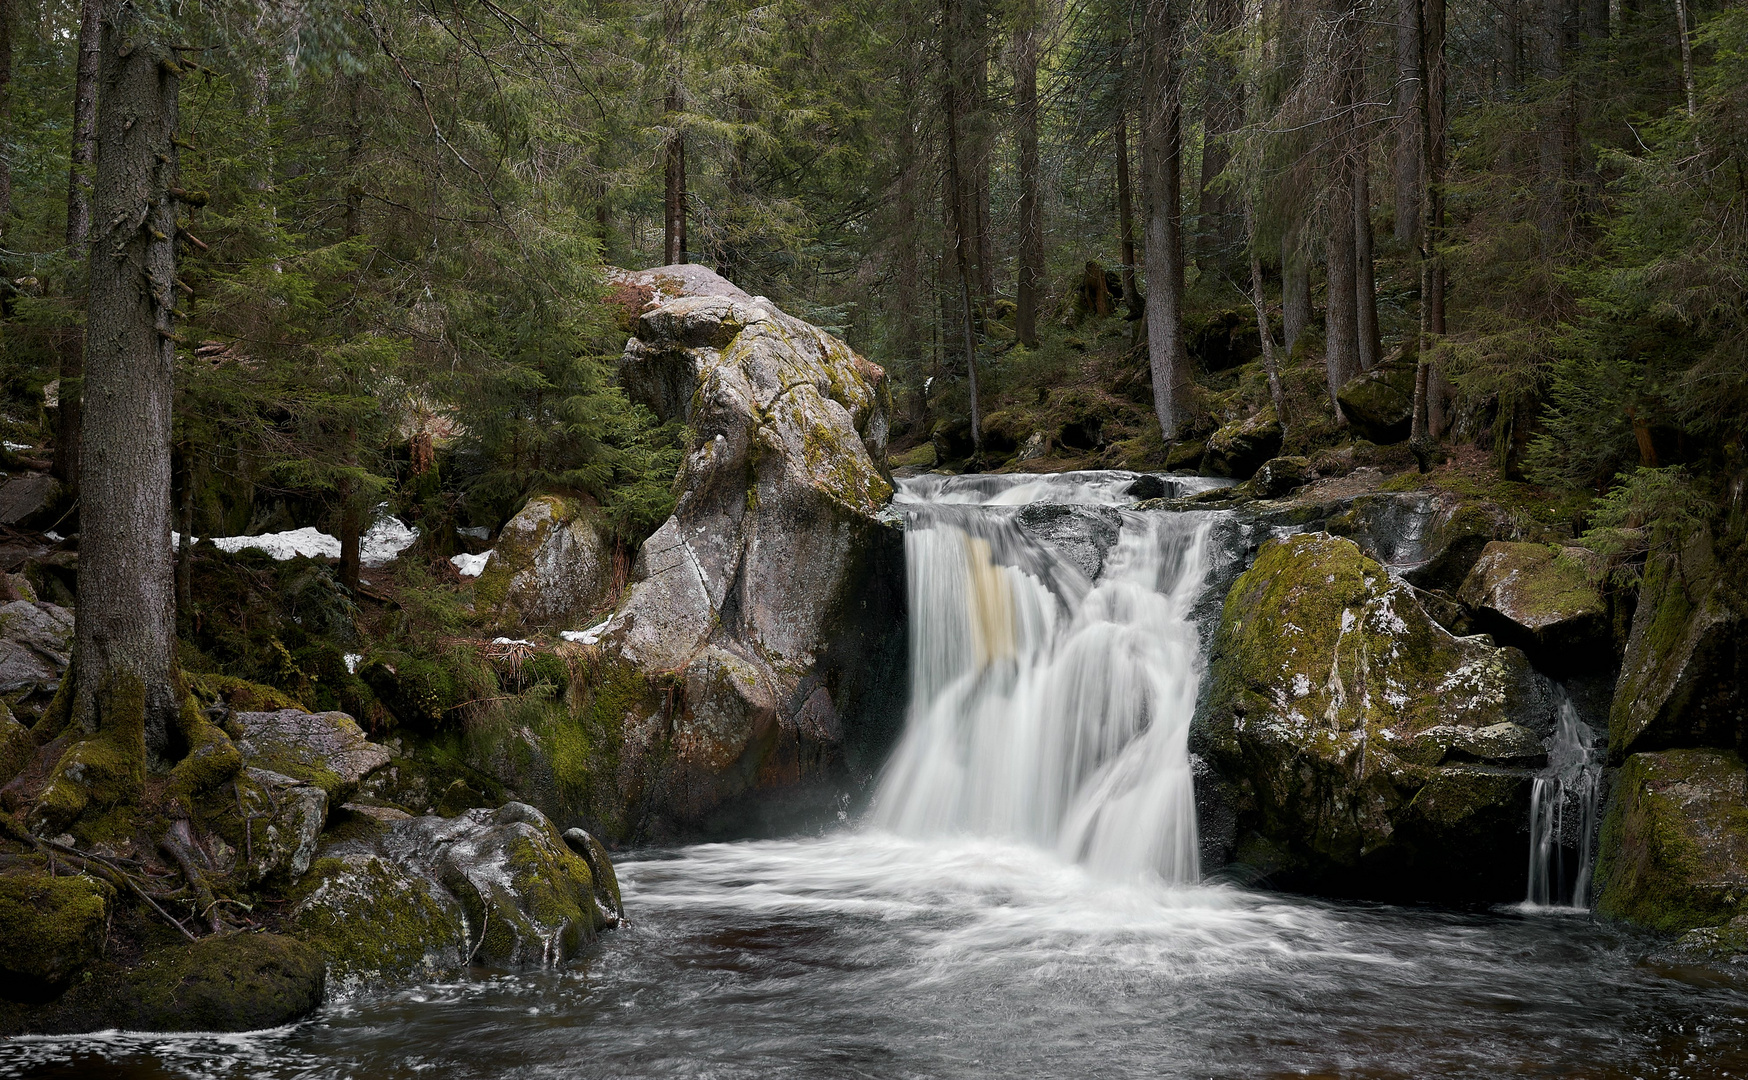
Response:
[560, 617, 612, 645]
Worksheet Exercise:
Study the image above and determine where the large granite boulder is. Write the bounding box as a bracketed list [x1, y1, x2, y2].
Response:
[234, 708, 391, 803]
[1595, 748, 1748, 934]
[475, 495, 611, 630]
[1609, 543, 1746, 760]
[294, 801, 616, 986]
[1200, 531, 1554, 898]
[0, 601, 73, 708]
[595, 265, 906, 836]
[1457, 542, 1609, 671]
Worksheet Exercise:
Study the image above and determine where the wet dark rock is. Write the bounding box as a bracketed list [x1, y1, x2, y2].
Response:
[0, 474, 61, 528]
[1125, 474, 1170, 500]
[1014, 503, 1124, 582]
[0, 874, 113, 1001]
[1, 934, 324, 1035]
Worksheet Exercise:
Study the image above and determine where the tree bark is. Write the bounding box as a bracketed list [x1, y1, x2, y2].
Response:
[662, 0, 686, 265]
[54, 0, 103, 490]
[1282, 220, 1310, 355]
[1197, 0, 1242, 270]
[1355, 140, 1381, 373]
[1141, 0, 1191, 442]
[1013, 1, 1042, 347]
[73, 1, 182, 756]
[1115, 113, 1139, 315]
[1324, 3, 1362, 414]
[1394, 0, 1422, 246]
[339, 77, 365, 593]
[1245, 202, 1290, 437]
[1412, 0, 1448, 449]
[944, 0, 981, 453]
[1674, 0, 1696, 119]
[0, 0, 12, 248]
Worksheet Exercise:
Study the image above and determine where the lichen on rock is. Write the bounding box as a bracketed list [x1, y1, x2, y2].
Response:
[474, 495, 611, 631]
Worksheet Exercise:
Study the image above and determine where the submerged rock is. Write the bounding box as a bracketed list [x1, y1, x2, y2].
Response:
[594, 265, 906, 836]
[1201, 531, 1552, 898]
[1594, 748, 1748, 934]
[1456, 542, 1609, 670]
[474, 495, 611, 630]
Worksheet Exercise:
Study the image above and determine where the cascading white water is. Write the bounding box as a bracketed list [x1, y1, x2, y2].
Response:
[873, 473, 1220, 884]
[1526, 689, 1604, 908]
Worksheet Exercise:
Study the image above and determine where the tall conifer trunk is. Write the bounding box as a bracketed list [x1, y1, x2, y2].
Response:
[1197, 0, 1241, 269]
[662, 0, 686, 265]
[72, 0, 182, 757]
[1140, 0, 1189, 441]
[55, 0, 103, 489]
[1115, 113, 1138, 314]
[1013, 0, 1042, 347]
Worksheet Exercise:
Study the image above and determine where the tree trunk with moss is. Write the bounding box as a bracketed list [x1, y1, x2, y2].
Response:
[69, 4, 181, 764]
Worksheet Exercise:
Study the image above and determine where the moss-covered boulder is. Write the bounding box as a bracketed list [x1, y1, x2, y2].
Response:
[1202, 531, 1553, 898]
[291, 852, 467, 991]
[235, 708, 390, 803]
[474, 495, 610, 631]
[1202, 406, 1282, 480]
[1457, 542, 1609, 671]
[598, 265, 907, 836]
[377, 802, 612, 966]
[1336, 359, 1417, 443]
[2, 933, 325, 1035]
[1252, 456, 1310, 498]
[1595, 748, 1748, 934]
[240, 767, 328, 882]
[0, 873, 113, 1000]
[1609, 545, 1746, 760]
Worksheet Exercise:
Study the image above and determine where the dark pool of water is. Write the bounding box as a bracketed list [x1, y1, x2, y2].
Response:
[4, 831, 1746, 1079]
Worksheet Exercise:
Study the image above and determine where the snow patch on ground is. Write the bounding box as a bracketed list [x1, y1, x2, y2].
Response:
[451, 551, 493, 577]
[174, 509, 420, 567]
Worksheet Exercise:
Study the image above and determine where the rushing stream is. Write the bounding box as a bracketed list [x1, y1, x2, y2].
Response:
[5, 472, 1747, 1079]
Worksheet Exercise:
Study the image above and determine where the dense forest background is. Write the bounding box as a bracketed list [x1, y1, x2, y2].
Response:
[0, 0, 1742, 568]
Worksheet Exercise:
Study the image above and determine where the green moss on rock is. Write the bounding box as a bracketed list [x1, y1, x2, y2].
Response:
[1594, 748, 1748, 933]
[0, 873, 114, 997]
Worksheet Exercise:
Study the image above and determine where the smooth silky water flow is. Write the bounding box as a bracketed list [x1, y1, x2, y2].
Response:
[6, 472, 1746, 1079]
[1525, 688, 1605, 910]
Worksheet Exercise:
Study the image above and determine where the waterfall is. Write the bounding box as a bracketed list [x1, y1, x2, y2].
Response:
[1525, 689, 1604, 908]
[872, 473, 1219, 884]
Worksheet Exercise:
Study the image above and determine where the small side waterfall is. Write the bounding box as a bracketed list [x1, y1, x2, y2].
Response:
[1526, 690, 1604, 908]
[873, 473, 1220, 884]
